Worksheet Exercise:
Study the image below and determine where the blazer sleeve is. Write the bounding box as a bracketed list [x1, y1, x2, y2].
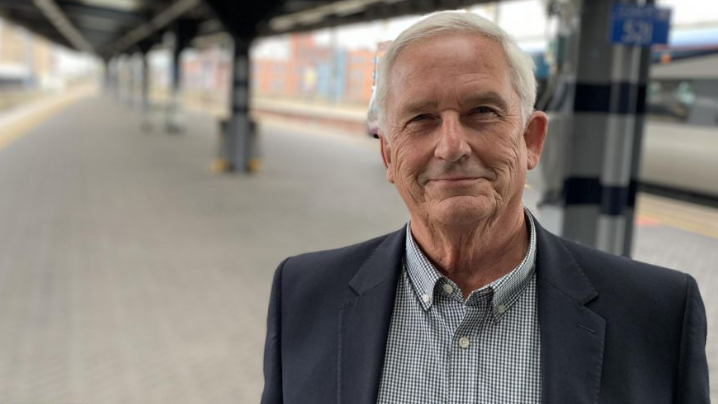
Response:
[261, 258, 288, 404]
[675, 274, 710, 404]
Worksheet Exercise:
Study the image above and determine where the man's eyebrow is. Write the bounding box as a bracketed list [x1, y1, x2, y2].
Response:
[460, 92, 510, 111]
[397, 100, 439, 117]
[396, 92, 511, 119]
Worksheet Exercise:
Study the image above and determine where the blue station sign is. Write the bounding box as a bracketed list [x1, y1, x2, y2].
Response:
[609, 3, 672, 47]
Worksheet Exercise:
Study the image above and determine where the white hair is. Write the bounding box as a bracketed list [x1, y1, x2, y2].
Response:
[375, 11, 537, 134]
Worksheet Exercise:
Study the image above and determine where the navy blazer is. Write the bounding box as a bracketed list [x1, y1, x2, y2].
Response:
[261, 221, 709, 403]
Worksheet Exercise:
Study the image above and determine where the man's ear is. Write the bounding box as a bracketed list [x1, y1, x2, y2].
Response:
[378, 132, 395, 184]
[523, 111, 549, 170]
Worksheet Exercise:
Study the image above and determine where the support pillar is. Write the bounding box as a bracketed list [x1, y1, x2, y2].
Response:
[538, 0, 649, 256]
[126, 53, 136, 107]
[109, 57, 119, 99]
[119, 54, 132, 105]
[595, 42, 642, 253]
[203, 0, 278, 173]
[164, 19, 198, 134]
[166, 34, 182, 132]
[138, 40, 154, 132]
[103, 57, 111, 93]
[223, 37, 257, 172]
[622, 41, 652, 256]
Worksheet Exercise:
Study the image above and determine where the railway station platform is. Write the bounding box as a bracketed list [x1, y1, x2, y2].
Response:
[0, 89, 716, 403]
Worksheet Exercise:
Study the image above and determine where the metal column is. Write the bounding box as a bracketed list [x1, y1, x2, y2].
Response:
[118, 55, 129, 103]
[103, 58, 111, 92]
[595, 41, 642, 253]
[108, 57, 119, 99]
[138, 40, 153, 131]
[126, 53, 137, 107]
[202, 0, 280, 174]
[164, 19, 198, 134]
[539, 0, 649, 256]
[225, 37, 257, 172]
[166, 32, 182, 133]
[623, 41, 652, 256]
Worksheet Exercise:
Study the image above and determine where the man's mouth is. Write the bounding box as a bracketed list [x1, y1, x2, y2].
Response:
[427, 176, 486, 185]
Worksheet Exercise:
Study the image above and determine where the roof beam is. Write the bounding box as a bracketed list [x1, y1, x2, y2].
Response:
[33, 0, 95, 53]
[111, 0, 200, 54]
[260, 0, 494, 36]
[268, 0, 385, 32]
[59, 2, 145, 24]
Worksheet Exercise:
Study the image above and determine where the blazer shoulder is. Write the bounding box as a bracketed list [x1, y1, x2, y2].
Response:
[556, 235, 693, 302]
[277, 229, 402, 293]
[284, 232, 394, 271]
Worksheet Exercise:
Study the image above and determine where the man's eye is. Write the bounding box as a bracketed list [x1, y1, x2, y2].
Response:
[409, 114, 431, 123]
[471, 106, 496, 115]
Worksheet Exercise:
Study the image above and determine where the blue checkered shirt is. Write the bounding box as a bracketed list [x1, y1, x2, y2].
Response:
[376, 209, 540, 404]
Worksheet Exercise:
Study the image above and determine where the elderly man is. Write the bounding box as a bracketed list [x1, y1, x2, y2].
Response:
[261, 11, 709, 404]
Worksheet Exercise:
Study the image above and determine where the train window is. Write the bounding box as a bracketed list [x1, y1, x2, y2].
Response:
[646, 79, 695, 124]
[675, 81, 696, 107]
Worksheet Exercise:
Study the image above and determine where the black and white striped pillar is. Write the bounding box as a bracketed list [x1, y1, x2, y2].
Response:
[540, 0, 649, 256]
[623, 42, 651, 256]
[595, 42, 642, 253]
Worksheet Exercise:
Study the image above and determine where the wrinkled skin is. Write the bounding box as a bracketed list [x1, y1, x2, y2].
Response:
[379, 33, 548, 296]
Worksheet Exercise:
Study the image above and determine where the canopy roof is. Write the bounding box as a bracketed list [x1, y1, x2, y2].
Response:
[0, 0, 489, 59]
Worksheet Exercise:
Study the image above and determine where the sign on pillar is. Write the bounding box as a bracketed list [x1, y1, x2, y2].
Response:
[609, 3, 671, 47]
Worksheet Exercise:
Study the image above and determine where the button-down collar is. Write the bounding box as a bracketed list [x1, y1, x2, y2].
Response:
[404, 208, 537, 321]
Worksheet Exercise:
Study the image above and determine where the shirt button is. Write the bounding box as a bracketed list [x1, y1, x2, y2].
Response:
[442, 284, 453, 294]
[458, 337, 470, 349]
[497, 304, 507, 314]
[422, 294, 430, 303]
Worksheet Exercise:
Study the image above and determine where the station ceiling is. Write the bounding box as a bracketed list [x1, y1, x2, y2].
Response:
[0, 0, 491, 60]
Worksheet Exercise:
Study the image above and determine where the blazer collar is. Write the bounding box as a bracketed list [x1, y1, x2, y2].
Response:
[534, 221, 606, 404]
[347, 228, 405, 295]
[338, 222, 607, 404]
[339, 228, 405, 404]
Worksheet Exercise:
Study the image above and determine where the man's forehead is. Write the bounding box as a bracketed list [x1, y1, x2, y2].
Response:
[392, 33, 506, 72]
[388, 34, 509, 91]
[389, 38, 511, 105]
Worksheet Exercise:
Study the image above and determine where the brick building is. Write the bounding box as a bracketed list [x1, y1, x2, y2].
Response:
[0, 17, 54, 88]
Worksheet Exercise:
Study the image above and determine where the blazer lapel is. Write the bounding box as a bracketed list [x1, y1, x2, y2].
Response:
[535, 223, 606, 404]
[338, 229, 405, 404]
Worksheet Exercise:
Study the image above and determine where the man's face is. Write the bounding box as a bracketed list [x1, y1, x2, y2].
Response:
[379, 33, 547, 228]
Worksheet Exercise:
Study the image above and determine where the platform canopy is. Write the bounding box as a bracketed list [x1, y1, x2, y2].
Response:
[0, 0, 492, 59]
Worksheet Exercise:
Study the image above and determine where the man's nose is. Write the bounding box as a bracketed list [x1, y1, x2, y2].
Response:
[434, 116, 471, 162]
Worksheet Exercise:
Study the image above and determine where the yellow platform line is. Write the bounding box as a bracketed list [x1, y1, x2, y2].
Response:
[638, 212, 718, 240]
[637, 195, 718, 240]
[0, 87, 95, 153]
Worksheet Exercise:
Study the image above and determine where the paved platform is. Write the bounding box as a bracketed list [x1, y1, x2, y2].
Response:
[0, 92, 715, 403]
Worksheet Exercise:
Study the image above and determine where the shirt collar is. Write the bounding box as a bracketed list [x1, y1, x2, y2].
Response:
[404, 207, 537, 320]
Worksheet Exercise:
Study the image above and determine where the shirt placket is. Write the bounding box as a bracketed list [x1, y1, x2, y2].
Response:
[446, 293, 491, 404]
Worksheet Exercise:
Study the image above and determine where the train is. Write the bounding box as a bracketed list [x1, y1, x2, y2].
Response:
[639, 28, 718, 203]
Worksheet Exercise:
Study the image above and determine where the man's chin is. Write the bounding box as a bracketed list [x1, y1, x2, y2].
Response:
[430, 196, 495, 226]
